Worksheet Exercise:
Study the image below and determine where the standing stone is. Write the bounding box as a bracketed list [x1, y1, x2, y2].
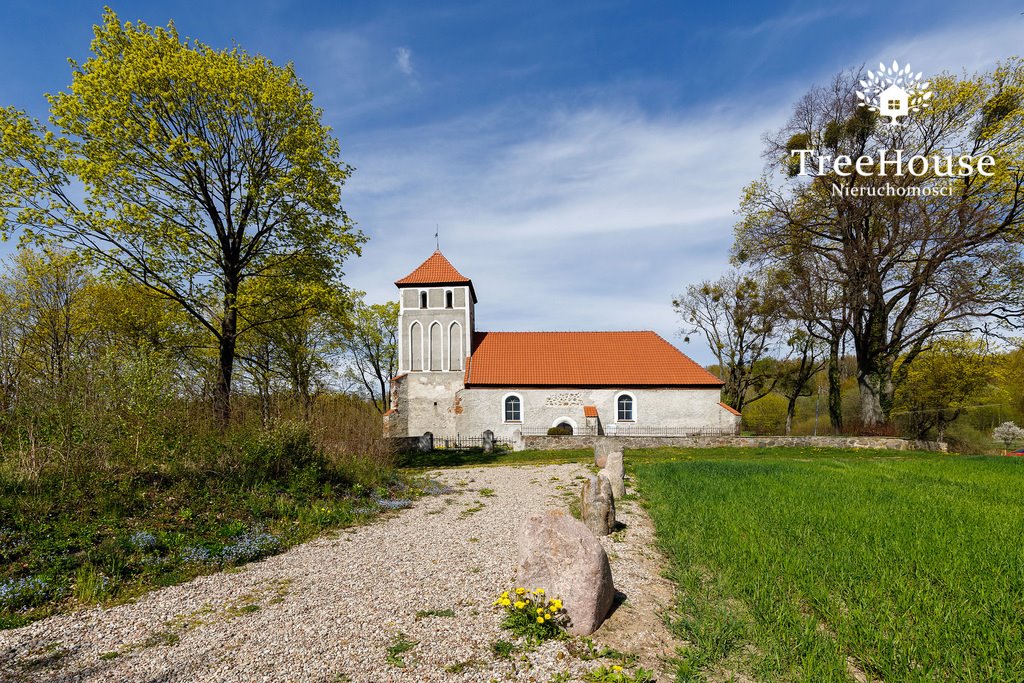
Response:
[594, 438, 623, 468]
[605, 450, 625, 481]
[517, 509, 616, 636]
[482, 429, 495, 454]
[599, 468, 625, 500]
[580, 474, 615, 536]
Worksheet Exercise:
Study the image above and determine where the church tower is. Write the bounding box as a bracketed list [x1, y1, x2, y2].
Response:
[394, 250, 476, 375]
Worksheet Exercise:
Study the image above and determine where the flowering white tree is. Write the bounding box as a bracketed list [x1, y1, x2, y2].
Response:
[992, 422, 1024, 450]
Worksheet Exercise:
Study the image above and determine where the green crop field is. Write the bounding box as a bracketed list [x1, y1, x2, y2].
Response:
[635, 450, 1024, 683]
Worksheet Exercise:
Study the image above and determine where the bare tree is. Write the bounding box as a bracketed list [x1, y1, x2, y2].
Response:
[674, 270, 783, 412]
[736, 64, 1024, 426]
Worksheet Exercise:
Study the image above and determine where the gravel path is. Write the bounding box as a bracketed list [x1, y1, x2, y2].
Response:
[0, 463, 682, 682]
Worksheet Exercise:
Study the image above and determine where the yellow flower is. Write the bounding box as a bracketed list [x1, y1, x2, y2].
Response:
[515, 588, 526, 595]
[536, 588, 545, 594]
[514, 601, 525, 609]
[500, 598, 511, 606]
[612, 665, 623, 672]
[550, 599, 562, 610]
[536, 607, 544, 614]
[536, 616, 544, 624]
[502, 591, 509, 598]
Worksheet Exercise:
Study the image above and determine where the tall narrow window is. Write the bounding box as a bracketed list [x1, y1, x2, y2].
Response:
[617, 394, 634, 421]
[445, 290, 453, 308]
[504, 395, 521, 422]
[419, 291, 428, 308]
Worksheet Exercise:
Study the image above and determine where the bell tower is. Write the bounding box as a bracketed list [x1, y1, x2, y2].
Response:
[394, 250, 476, 375]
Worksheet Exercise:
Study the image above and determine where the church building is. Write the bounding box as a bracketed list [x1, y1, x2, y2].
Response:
[383, 250, 741, 440]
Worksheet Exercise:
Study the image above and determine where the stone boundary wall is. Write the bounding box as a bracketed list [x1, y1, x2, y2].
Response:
[517, 434, 948, 453]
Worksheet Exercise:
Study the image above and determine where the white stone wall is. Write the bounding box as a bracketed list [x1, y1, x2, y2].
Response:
[452, 386, 734, 439]
[398, 372, 467, 436]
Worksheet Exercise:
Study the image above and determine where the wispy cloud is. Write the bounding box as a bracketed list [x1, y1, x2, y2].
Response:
[395, 46, 414, 76]
[340, 100, 786, 363]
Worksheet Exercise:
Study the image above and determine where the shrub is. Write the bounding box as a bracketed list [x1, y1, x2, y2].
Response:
[547, 426, 573, 436]
[493, 587, 568, 644]
[0, 576, 58, 610]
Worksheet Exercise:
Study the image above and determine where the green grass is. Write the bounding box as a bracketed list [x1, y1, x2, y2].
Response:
[0, 422, 408, 629]
[635, 450, 1024, 682]
[397, 447, 592, 469]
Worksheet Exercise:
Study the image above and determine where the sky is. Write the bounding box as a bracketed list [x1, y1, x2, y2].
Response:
[0, 0, 1021, 364]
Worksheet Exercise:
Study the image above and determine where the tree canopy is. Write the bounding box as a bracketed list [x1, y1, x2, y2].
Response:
[0, 9, 363, 421]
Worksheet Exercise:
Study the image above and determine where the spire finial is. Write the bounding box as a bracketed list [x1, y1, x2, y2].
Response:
[435, 224, 439, 251]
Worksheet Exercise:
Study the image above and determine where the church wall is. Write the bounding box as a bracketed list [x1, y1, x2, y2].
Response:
[453, 386, 732, 439]
[401, 372, 466, 436]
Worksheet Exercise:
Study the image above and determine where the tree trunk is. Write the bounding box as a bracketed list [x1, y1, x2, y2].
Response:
[827, 338, 843, 432]
[214, 300, 238, 426]
[785, 395, 797, 436]
[857, 365, 892, 428]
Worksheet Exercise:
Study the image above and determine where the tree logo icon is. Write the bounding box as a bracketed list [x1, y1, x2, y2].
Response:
[856, 61, 933, 125]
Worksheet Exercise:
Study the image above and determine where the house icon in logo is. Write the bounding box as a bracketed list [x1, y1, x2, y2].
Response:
[878, 84, 909, 123]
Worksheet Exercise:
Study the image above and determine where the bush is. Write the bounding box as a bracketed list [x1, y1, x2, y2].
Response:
[547, 426, 573, 436]
[742, 394, 788, 435]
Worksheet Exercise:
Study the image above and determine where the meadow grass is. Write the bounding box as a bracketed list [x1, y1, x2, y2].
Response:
[635, 451, 1024, 682]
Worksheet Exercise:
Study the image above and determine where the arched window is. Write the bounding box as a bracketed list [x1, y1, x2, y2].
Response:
[504, 395, 522, 422]
[419, 291, 428, 308]
[445, 290, 454, 308]
[617, 393, 634, 421]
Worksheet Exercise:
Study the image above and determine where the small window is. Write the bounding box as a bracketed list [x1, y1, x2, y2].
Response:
[504, 395, 521, 422]
[887, 99, 901, 109]
[617, 394, 634, 421]
[445, 290, 453, 308]
[419, 291, 428, 308]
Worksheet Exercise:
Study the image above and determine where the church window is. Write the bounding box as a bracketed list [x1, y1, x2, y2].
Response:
[445, 290, 453, 308]
[419, 291, 428, 308]
[504, 395, 522, 422]
[617, 394, 634, 421]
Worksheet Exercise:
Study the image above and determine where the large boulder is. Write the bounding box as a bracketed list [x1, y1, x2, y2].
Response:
[593, 438, 623, 469]
[581, 474, 615, 535]
[599, 467, 625, 500]
[516, 509, 616, 635]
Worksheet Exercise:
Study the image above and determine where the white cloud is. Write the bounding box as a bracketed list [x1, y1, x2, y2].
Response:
[395, 46, 414, 76]
[339, 101, 788, 365]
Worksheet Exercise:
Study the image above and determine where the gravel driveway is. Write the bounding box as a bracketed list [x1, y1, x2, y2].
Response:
[0, 463, 680, 682]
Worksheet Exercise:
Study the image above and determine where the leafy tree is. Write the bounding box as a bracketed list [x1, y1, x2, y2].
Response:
[735, 64, 1024, 426]
[343, 299, 398, 414]
[674, 270, 783, 412]
[0, 10, 363, 422]
[893, 337, 993, 440]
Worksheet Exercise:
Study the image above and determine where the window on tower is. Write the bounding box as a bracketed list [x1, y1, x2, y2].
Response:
[445, 290, 453, 308]
[419, 291, 428, 308]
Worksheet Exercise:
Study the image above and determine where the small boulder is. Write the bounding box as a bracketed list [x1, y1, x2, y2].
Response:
[599, 467, 625, 500]
[516, 509, 616, 635]
[581, 474, 615, 536]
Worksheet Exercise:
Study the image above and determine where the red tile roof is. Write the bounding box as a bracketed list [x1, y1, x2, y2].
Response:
[395, 251, 472, 286]
[583, 405, 599, 417]
[464, 331, 724, 387]
[718, 401, 741, 416]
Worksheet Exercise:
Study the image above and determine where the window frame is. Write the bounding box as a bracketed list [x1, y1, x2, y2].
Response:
[615, 392, 636, 422]
[503, 393, 523, 423]
[419, 290, 428, 309]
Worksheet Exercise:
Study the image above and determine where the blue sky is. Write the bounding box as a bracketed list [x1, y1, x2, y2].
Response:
[0, 1, 1021, 364]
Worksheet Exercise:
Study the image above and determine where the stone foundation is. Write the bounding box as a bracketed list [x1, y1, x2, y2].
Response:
[517, 434, 948, 453]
